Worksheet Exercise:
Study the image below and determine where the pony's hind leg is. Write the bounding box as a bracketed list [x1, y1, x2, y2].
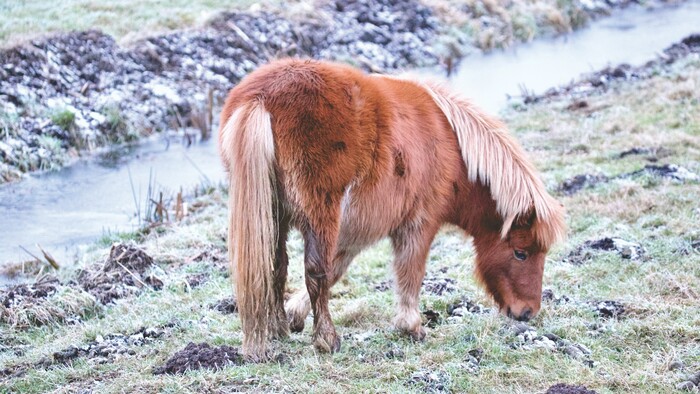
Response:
[300, 214, 343, 353]
[270, 215, 291, 339]
[286, 248, 360, 333]
[390, 222, 439, 341]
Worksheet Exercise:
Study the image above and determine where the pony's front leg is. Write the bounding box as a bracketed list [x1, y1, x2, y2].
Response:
[301, 225, 341, 353]
[391, 223, 439, 341]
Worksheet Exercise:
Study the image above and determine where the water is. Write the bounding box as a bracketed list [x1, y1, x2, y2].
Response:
[446, 0, 700, 113]
[1, 1, 699, 269]
[0, 137, 226, 266]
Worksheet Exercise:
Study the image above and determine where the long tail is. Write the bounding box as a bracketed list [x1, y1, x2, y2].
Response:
[421, 81, 566, 248]
[219, 100, 277, 360]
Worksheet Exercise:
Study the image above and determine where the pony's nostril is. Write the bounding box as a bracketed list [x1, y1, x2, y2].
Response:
[518, 308, 533, 322]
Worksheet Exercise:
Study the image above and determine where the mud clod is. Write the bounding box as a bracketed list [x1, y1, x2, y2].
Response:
[423, 309, 441, 328]
[447, 296, 490, 317]
[77, 243, 157, 304]
[591, 300, 625, 318]
[564, 237, 644, 264]
[211, 297, 238, 314]
[53, 325, 167, 365]
[558, 174, 609, 195]
[153, 342, 243, 375]
[1, 276, 60, 309]
[632, 164, 699, 182]
[546, 383, 597, 394]
[184, 273, 209, 289]
[422, 277, 456, 295]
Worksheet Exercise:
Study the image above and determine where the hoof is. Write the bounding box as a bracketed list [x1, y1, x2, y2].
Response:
[288, 314, 305, 333]
[313, 331, 341, 353]
[285, 291, 311, 333]
[407, 326, 426, 342]
[242, 345, 271, 363]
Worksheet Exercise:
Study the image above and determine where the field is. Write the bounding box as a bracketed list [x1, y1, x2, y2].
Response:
[2, 0, 700, 392]
[1, 48, 699, 393]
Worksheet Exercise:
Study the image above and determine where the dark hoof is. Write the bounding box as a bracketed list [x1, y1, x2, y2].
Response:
[407, 326, 427, 342]
[313, 332, 341, 353]
[289, 317, 305, 333]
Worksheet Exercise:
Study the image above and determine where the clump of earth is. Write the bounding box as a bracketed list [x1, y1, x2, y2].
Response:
[153, 342, 243, 374]
[53, 325, 169, 365]
[509, 323, 595, 367]
[76, 243, 162, 304]
[564, 237, 644, 264]
[210, 296, 238, 314]
[546, 383, 598, 394]
[0, 275, 100, 328]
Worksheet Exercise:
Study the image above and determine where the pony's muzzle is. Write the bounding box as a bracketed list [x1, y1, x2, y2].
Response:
[506, 306, 534, 322]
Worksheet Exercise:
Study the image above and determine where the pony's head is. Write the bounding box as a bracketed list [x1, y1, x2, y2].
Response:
[473, 209, 565, 322]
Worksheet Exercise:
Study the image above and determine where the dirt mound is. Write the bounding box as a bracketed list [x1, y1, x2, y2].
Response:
[564, 237, 644, 264]
[0, 276, 100, 328]
[628, 164, 699, 182]
[153, 342, 243, 374]
[422, 276, 457, 295]
[509, 323, 594, 366]
[210, 297, 238, 314]
[1, 276, 60, 309]
[77, 243, 159, 304]
[546, 383, 597, 394]
[591, 300, 625, 318]
[447, 296, 491, 317]
[617, 146, 674, 161]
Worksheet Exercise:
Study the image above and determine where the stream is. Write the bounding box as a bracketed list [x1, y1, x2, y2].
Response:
[1, 1, 699, 274]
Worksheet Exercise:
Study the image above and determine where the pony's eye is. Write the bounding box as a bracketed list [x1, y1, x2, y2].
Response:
[514, 250, 528, 261]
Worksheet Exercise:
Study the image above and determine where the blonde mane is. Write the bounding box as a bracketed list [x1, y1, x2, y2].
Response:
[418, 81, 566, 247]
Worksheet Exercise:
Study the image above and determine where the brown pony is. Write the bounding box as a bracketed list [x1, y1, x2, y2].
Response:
[218, 58, 566, 361]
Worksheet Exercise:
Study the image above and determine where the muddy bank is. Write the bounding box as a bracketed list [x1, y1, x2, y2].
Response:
[0, 0, 665, 183]
[0, 0, 439, 183]
[523, 33, 700, 104]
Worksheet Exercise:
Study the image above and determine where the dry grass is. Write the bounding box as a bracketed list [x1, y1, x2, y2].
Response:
[423, 0, 589, 50]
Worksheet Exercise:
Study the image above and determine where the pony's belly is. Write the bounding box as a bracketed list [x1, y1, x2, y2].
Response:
[336, 184, 404, 252]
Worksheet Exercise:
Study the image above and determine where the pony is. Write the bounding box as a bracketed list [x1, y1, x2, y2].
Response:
[218, 58, 566, 361]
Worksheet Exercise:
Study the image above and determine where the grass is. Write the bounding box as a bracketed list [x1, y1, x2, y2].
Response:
[424, 0, 591, 51]
[2, 51, 700, 394]
[0, 0, 265, 47]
